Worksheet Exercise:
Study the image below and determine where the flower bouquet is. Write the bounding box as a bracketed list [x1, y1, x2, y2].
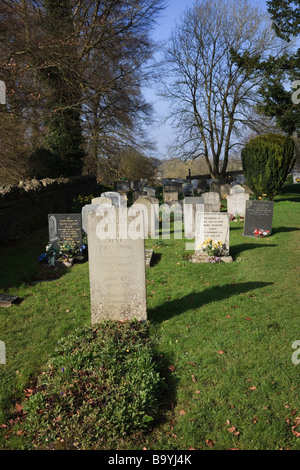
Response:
[253, 229, 270, 238]
[202, 239, 229, 262]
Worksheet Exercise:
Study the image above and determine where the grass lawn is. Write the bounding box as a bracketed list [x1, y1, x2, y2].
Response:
[0, 179, 299, 450]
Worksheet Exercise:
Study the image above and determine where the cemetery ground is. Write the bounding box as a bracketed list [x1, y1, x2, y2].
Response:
[0, 179, 299, 450]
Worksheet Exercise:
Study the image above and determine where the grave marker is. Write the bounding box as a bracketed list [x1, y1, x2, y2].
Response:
[183, 197, 204, 239]
[48, 214, 82, 249]
[86, 208, 147, 323]
[227, 193, 249, 218]
[243, 200, 274, 237]
[203, 192, 220, 212]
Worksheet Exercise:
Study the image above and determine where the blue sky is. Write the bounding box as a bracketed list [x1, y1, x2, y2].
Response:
[144, 0, 269, 158]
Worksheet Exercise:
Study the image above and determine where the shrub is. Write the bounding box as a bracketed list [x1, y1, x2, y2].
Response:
[241, 133, 295, 200]
[22, 320, 162, 449]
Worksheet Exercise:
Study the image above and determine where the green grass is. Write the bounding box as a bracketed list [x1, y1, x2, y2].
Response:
[0, 179, 300, 450]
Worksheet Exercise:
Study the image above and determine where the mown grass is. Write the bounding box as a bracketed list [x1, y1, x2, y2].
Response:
[0, 178, 299, 450]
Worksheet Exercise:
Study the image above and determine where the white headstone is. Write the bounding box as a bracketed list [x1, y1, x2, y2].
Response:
[183, 197, 204, 239]
[87, 207, 147, 323]
[101, 191, 126, 207]
[227, 193, 249, 218]
[195, 212, 230, 253]
[0, 81, 6, 105]
[230, 184, 245, 194]
[202, 192, 220, 212]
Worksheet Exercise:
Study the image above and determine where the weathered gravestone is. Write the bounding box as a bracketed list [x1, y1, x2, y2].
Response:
[116, 181, 130, 193]
[0, 340, 5, 364]
[147, 187, 156, 197]
[133, 196, 159, 239]
[86, 207, 147, 323]
[182, 183, 193, 196]
[0, 81, 6, 105]
[48, 214, 82, 249]
[163, 189, 179, 202]
[0, 294, 19, 308]
[191, 212, 232, 263]
[230, 184, 245, 194]
[236, 175, 246, 185]
[293, 172, 300, 184]
[183, 197, 204, 239]
[202, 192, 220, 212]
[243, 200, 274, 237]
[101, 191, 126, 207]
[227, 193, 249, 218]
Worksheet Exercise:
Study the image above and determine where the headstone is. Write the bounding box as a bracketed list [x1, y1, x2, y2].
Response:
[236, 175, 246, 185]
[133, 196, 159, 238]
[163, 189, 179, 202]
[92, 197, 112, 205]
[0, 81, 6, 105]
[101, 191, 126, 207]
[195, 212, 230, 253]
[202, 192, 220, 212]
[220, 184, 231, 198]
[147, 187, 156, 197]
[86, 207, 147, 323]
[182, 183, 193, 196]
[198, 180, 208, 193]
[230, 184, 245, 194]
[243, 200, 274, 237]
[48, 214, 82, 249]
[183, 197, 204, 239]
[191, 180, 199, 190]
[145, 249, 154, 267]
[0, 294, 19, 308]
[293, 172, 300, 183]
[227, 193, 249, 218]
[116, 181, 130, 192]
[210, 180, 220, 193]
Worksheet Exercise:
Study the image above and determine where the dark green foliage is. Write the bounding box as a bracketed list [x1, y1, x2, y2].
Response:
[241, 134, 295, 200]
[28, 148, 63, 179]
[267, 0, 300, 41]
[22, 321, 162, 450]
[40, 0, 85, 176]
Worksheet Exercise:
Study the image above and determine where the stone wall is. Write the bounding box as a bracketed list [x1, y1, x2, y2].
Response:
[0, 176, 98, 244]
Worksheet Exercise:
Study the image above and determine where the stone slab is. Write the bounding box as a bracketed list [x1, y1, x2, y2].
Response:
[48, 214, 82, 249]
[86, 208, 147, 323]
[0, 294, 19, 307]
[243, 200, 274, 237]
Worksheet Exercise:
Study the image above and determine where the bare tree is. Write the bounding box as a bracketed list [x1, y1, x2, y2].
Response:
[159, 0, 288, 178]
[0, 0, 167, 183]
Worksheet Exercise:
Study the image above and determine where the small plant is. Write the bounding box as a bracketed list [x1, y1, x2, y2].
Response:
[253, 229, 270, 238]
[202, 239, 227, 257]
[71, 194, 94, 213]
[207, 256, 222, 263]
[39, 239, 87, 266]
[21, 321, 162, 450]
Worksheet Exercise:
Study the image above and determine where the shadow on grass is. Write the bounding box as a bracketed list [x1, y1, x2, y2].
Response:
[0, 227, 73, 291]
[230, 243, 278, 257]
[271, 226, 300, 235]
[275, 183, 300, 202]
[148, 281, 273, 323]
